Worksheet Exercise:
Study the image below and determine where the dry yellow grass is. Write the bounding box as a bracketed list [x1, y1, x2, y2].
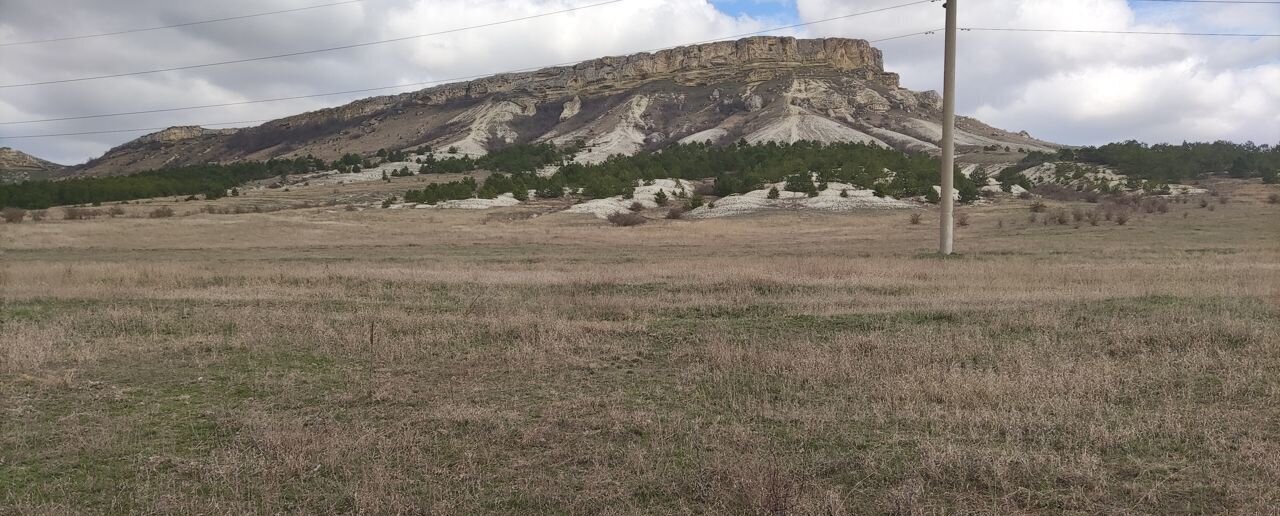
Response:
[2, 180, 1278, 514]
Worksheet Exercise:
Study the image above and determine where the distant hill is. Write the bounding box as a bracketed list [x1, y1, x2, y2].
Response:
[67, 36, 1057, 178]
[0, 146, 65, 183]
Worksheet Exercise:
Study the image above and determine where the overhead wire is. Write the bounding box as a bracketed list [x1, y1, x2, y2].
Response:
[0, 0, 367, 47]
[0, 0, 628, 89]
[5, 1, 1278, 138]
[0, 0, 942, 128]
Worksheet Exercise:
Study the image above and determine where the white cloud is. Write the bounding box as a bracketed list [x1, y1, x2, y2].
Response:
[795, 0, 1280, 145]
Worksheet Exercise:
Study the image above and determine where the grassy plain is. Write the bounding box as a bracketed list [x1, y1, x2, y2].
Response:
[2, 179, 1278, 514]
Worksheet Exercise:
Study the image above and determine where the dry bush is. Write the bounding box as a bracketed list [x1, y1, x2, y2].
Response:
[629, 201, 645, 212]
[1219, 195, 1229, 205]
[1051, 209, 1069, 225]
[1029, 201, 1047, 213]
[1208, 204, 1216, 212]
[1199, 198, 1209, 208]
[606, 211, 646, 226]
[107, 205, 126, 217]
[1114, 211, 1130, 225]
[666, 207, 686, 219]
[956, 212, 969, 227]
[1071, 208, 1086, 222]
[2, 207, 26, 223]
[29, 209, 47, 222]
[344, 204, 358, 212]
[909, 213, 922, 225]
[149, 207, 175, 219]
[1266, 193, 1278, 204]
[1086, 210, 1100, 226]
[63, 207, 102, 220]
[1031, 184, 1101, 203]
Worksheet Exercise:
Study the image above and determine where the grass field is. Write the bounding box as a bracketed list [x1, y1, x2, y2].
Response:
[2, 179, 1278, 514]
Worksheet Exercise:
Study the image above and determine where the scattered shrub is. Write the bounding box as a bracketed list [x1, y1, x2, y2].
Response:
[839, 188, 849, 198]
[2, 207, 26, 223]
[344, 204, 358, 212]
[909, 213, 922, 225]
[1208, 204, 1216, 212]
[149, 207, 175, 218]
[607, 211, 646, 226]
[1030, 201, 1047, 213]
[1219, 195, 1229, 205]
[29, 210, 46, 222]
[1072, 208, 1086, 222]
[956, 213, 969, 227]
[628, 201, 645, 212]
[1199, 198, 1209, 208]
[767, 186, 780, 200]
[666, 207, 686, 219]
[1086, 210, 1100, 226]
[1114, 212, 1129, 225]
[653, 190, 669, 206]
[64, 207, 103, 220]
[1018, 191, 1034, 200]
[1052, 209, 1069, 225]
[107, 205, 126, 217]
[1268, 193, 1279, 204]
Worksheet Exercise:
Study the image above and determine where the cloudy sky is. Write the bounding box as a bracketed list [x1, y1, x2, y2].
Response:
[0, 0, 1276, 164]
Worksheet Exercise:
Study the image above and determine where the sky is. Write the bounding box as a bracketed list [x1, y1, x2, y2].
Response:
[0, 0, 1276, 165]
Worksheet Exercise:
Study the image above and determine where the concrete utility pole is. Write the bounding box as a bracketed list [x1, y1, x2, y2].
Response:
[938, 0, 958, 255]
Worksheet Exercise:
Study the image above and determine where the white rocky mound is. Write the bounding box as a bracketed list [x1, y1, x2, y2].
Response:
[690, 181, 913, 218]
[564, 179, 699, 219]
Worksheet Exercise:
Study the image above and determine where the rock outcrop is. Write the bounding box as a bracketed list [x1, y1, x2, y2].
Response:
[0, 146, 65, 183]
[68, 36, 1058, 177]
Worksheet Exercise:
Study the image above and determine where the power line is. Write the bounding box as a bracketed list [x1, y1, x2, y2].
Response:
[0, 0, 367, 48]
[0, 0, 628, 89]
[1130, 0, 1280, 4]
[961, 27, 1280, 37]
[0, 120, 271, 139]
[0, 0, 941, 126]
[9, 22, 1278, 139]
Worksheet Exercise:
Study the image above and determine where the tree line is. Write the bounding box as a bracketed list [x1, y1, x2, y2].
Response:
[0, 157, 326, 209]
[401, 141, 982, 205]
[1056, 141, 1279, 183]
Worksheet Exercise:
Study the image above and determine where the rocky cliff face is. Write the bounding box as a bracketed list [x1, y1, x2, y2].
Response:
[72, 36, 1057, 176]
[0, 146, 65, 183]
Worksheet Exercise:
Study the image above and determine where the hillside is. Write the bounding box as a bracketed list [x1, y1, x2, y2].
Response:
[71, 36, 1056, 177]
[0, 146, 65, 183]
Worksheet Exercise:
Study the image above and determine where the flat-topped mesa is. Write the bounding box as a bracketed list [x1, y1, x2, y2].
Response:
[269, 37, 894, 127]
[448, 36, 888, 100]
[564, 36, 884, 78]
